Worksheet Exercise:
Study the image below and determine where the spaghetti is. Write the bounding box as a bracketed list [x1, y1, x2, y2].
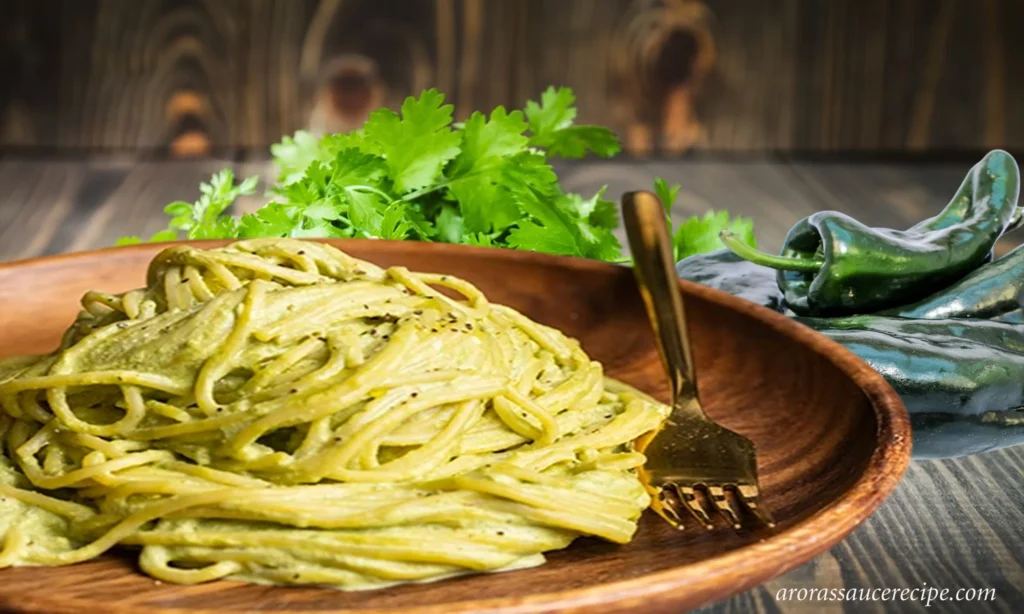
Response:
[0, 239, 668, 589]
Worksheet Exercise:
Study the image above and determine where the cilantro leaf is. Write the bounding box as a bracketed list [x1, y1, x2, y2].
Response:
[239, 203, 296, 238]
[164, 201, 193, 231]
[435, 205, 464, 243]
[405, 207, 435, 240]
[673, 210, 757, 261]
[589, 198, 619, 230]
[378, 203, 414, 240]
[652, 178, 757, 261]
[507, 220, 579, 256]
[464, 232, 497, 247]
[525, 87, 577, 136]
[302, 201, 341, 222]
[450, 179, 520, 234]
[149, 170, 257, 241]
[525, 86, 621, 159]
[319, 131, 370, 158]
[450, 108, 529, 177]
[448, 107, 530, 233]
[653, 177, 680, 214]
[325, 149, 388, 191]
[150, 229, 179, 243]
[271, 131, 328, 184]
[115, 228, 178, 246]
[558, 192, 622, 260]
[363, 89, 461, 193]
[347, 191, 386, 236]
[502, 154, 621, 260]
[579, 226, 622, 261]
[190, 216, 240, 240]
[532, 125, 620, 158]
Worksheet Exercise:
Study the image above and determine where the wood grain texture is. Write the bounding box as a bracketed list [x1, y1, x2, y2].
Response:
[0, 159, 1022, 612]
[0, 239, 910, 613]
[3, 0, 1024, 154]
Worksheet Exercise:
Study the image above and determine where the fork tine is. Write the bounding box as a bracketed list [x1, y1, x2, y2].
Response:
[675, 484, 715, 530]
[735, 485, 776, 528]
[707, 485, 742, 529]
[653, 488, 686, 529]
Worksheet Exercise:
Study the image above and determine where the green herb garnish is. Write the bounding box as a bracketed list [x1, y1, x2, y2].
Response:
[121, 87, 756, 263]
[653, 178, 757, 261]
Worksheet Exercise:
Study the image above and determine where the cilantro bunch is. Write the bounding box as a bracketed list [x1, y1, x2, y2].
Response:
[119, 87, 755, 263]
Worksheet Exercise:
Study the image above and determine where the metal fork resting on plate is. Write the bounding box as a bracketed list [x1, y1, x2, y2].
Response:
[622, 191, 775, 531]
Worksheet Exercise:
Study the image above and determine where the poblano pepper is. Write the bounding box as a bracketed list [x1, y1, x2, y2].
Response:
[881, 243, 1024, 323]
[799, 315, 1024, 458]
[674, 247, 1024, 458]
[721, 149, 1022, 316]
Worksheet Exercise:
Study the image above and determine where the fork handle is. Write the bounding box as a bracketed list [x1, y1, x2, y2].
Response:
[622, 191, 700, 404]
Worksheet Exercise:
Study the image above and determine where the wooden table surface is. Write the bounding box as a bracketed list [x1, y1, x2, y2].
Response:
[1, 156, 1022, 613]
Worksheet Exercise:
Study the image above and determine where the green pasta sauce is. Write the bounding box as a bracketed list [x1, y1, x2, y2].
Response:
[0, 239, 668, 589]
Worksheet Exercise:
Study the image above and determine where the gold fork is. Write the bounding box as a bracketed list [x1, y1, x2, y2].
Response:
[622, 191, 774, 531]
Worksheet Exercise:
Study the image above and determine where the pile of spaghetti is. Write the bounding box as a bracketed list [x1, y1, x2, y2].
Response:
[0, 239, 668, 589]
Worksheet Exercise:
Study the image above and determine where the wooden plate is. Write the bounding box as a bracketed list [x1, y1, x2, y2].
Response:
[0, 240, 911, 614]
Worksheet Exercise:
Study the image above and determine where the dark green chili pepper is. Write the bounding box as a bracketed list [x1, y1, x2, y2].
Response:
[799, 315, 1024, 458]
[722, 150, 1022, 316]
[881, 244, 1024, 323]
[675, 250, 783, 312]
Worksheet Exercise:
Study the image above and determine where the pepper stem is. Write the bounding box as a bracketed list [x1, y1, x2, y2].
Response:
[719, 231, 824, 272]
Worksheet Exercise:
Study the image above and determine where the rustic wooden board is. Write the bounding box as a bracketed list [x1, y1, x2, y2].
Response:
[2, 0, 1023, 155]
[0, 158, 1022, 612]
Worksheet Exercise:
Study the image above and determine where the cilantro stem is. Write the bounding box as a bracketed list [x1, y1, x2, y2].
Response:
[348, 185, 391, 199]
[401, 182, 451, 202]
[398, 163, 502, 202]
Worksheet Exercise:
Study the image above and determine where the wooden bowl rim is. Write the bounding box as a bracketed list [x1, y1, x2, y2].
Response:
[0, 240, 912, 614]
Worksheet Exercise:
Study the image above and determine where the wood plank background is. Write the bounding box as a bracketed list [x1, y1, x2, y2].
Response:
[2, 0, 1023, 156]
